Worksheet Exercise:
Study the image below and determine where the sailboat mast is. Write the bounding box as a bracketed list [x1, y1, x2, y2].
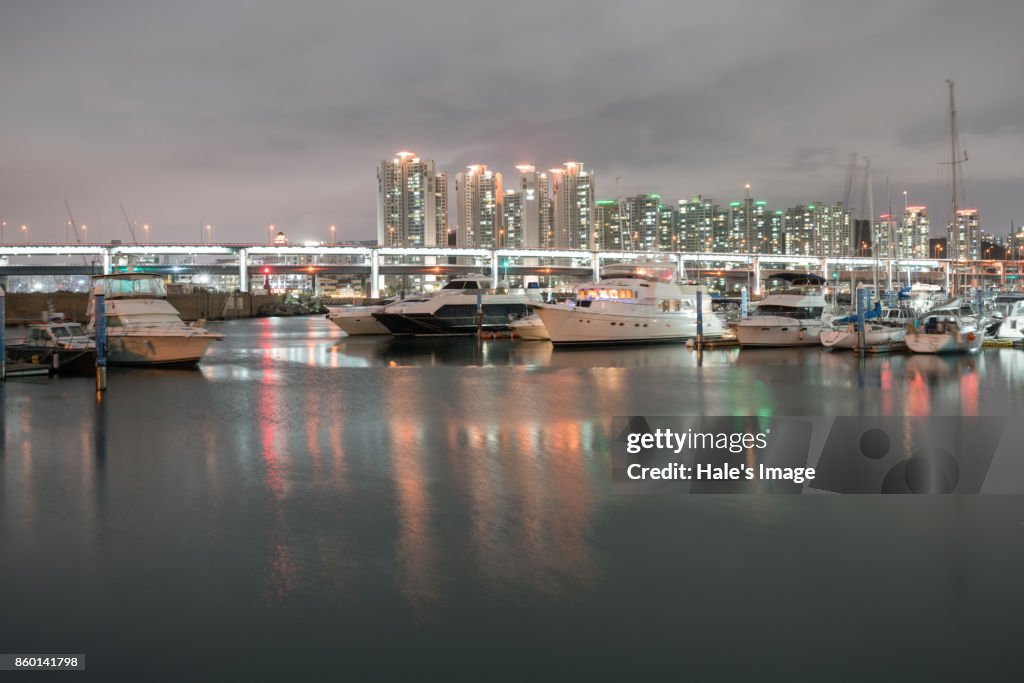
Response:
[947, 79, 959, 261]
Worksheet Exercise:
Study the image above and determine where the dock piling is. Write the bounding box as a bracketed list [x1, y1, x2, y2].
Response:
[95, 292, 107, 391]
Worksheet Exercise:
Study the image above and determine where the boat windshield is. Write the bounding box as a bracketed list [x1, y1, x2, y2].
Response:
[756, 305, 823, 319]
[94, 276, 168, 299]
[577, 288, 636, 302]
[53, 325, 85, 338]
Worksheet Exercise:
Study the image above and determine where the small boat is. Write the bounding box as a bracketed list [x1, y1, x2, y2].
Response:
[735, 272, 831, 347]
[905, 312, 983, 354]
[5, 321, 96, 375]
[86, 273, 223, 365]
[327, 294, 430, 336]
[532, 263, 725, 346]
[509, 313, 550, 341]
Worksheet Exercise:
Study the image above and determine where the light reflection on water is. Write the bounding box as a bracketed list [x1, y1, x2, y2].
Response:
[3, 316, 1024, 678]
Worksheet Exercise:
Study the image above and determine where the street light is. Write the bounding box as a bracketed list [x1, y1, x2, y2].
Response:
[268, 224, 275, 245]
[1, 220, 6, 244]
[205, 224, 212, 244]
[144, 224, 150, 244]
[330, 224, 336, 245]
[82, 224, 88, 243]
[22, 224, 29, 244]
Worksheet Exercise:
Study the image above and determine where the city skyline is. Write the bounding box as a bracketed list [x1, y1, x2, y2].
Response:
[2, 1, 1024, 245]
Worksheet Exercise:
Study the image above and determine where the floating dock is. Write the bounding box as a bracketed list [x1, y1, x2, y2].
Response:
[3, 361, 51, 379]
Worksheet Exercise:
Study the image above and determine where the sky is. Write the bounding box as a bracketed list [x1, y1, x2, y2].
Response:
[2, 0, 1023, 245]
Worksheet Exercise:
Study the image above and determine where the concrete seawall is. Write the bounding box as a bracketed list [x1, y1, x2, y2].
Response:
[4, 292, 285, 324]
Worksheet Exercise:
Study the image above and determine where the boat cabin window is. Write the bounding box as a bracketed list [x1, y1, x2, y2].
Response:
[105, 316, 123, 328]
[442, 280, 481, 290]
[578, 288, 635, 302]
[659, 299, 682, 312]
[29, 328, 48, 342]
[95, 276, 168, 298]
[756, 305, 824, 319]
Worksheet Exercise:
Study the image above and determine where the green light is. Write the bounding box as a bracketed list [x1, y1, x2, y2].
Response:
[755, 201, 766, 206]
[649, 194, 661, 199]
[807, 204, 815, 210]
[596, 200, 616, 205]
[729, 202, 741, 207]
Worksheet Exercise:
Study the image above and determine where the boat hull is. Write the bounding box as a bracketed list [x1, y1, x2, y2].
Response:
[329, 314, 390, 336]
[534, 305, 723, 346]
[735, 317, 828, 347]
[105, 333, 220, 365]
[5, 345, 96, 375]
[820, 326, 907, 350]
[905, 330, 983, 354]
[509, 316, 550, 341]
[374, 302, 531, 336]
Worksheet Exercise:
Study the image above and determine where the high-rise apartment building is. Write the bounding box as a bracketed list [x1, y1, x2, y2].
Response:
[948, 208, 979, 260]
[594, 200, 621, 250]
[784, 203, 851, 256]
[508, 165, 549, 248]
[677, 196, 716, 253]
[658, 203, 677, 250]
[435, 171, 449, 246]
[550, 162, 595, 249]
[455, 165, 503, 248]
[377, 151, 442, 246]
[896, 205, 930, 258]
[729, 195, 774, 253]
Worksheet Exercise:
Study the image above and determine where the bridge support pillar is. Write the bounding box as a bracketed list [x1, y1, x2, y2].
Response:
[370, 249, 380, 298]
[238, 248, 249, 292]
[752, 256, 761, 296]
[491, 251, 499, 289]
[102, 249, 112, 275]
[592, 251, 601, 283]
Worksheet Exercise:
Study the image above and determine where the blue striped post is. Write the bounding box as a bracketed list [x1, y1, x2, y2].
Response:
[740, 286, 748, 319]
[0, 285, 5, 381]
[95, 293, 107, 391]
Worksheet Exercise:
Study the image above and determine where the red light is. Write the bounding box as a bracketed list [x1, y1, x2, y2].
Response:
[263, 267, 270, 274]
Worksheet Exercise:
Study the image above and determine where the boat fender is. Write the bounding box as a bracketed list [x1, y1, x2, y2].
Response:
[967, 332, 977, 342]
[798, 328, 805, 341]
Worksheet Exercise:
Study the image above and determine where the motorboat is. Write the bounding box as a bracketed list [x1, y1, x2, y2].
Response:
[986, 292, 1024, 341]
[905, 311, 984, 354]
[532, 263, 725, 346]
[735, 272, 831, 347]
[5, 320, 96, 375]
[86, 273, 223, 365]
[372, 274, 539, 336]
[509, 313, 550, 341]
[327, 294, 431, 336]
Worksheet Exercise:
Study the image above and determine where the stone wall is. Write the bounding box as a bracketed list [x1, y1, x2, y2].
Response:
[4, 292, 283, 324]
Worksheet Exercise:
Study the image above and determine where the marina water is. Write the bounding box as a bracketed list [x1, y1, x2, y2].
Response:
[2, 316, 1023, 680]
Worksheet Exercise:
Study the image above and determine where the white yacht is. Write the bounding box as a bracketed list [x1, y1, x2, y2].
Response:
[905, 310, 984, 354]
[372, 274, 538, 336]
[986, 293, 1024, 341]
[327, 294, 430, 336]
[86, 273, 223, 365]
[532, 265, 724, 346]
[735, 273, 831, 347]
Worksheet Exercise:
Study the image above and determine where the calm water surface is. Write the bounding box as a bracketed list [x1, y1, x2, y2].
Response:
[2, 316, 1022, 680]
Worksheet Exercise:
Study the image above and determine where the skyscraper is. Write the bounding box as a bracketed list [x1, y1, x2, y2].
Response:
[435, 171, 449, 246]
[377, 151, 441, 247]
[511, 165, 549, 248]
[550, 162, 595, 249]
[594, 200, 621, 250]
[677, 196, 716, 253]
[948, 208, 980, 260]
[898, 205, 930, 258]
[455, 165, 503, 248]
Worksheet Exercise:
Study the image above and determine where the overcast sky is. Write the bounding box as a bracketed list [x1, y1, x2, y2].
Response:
[2, 0, 1023, 245]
